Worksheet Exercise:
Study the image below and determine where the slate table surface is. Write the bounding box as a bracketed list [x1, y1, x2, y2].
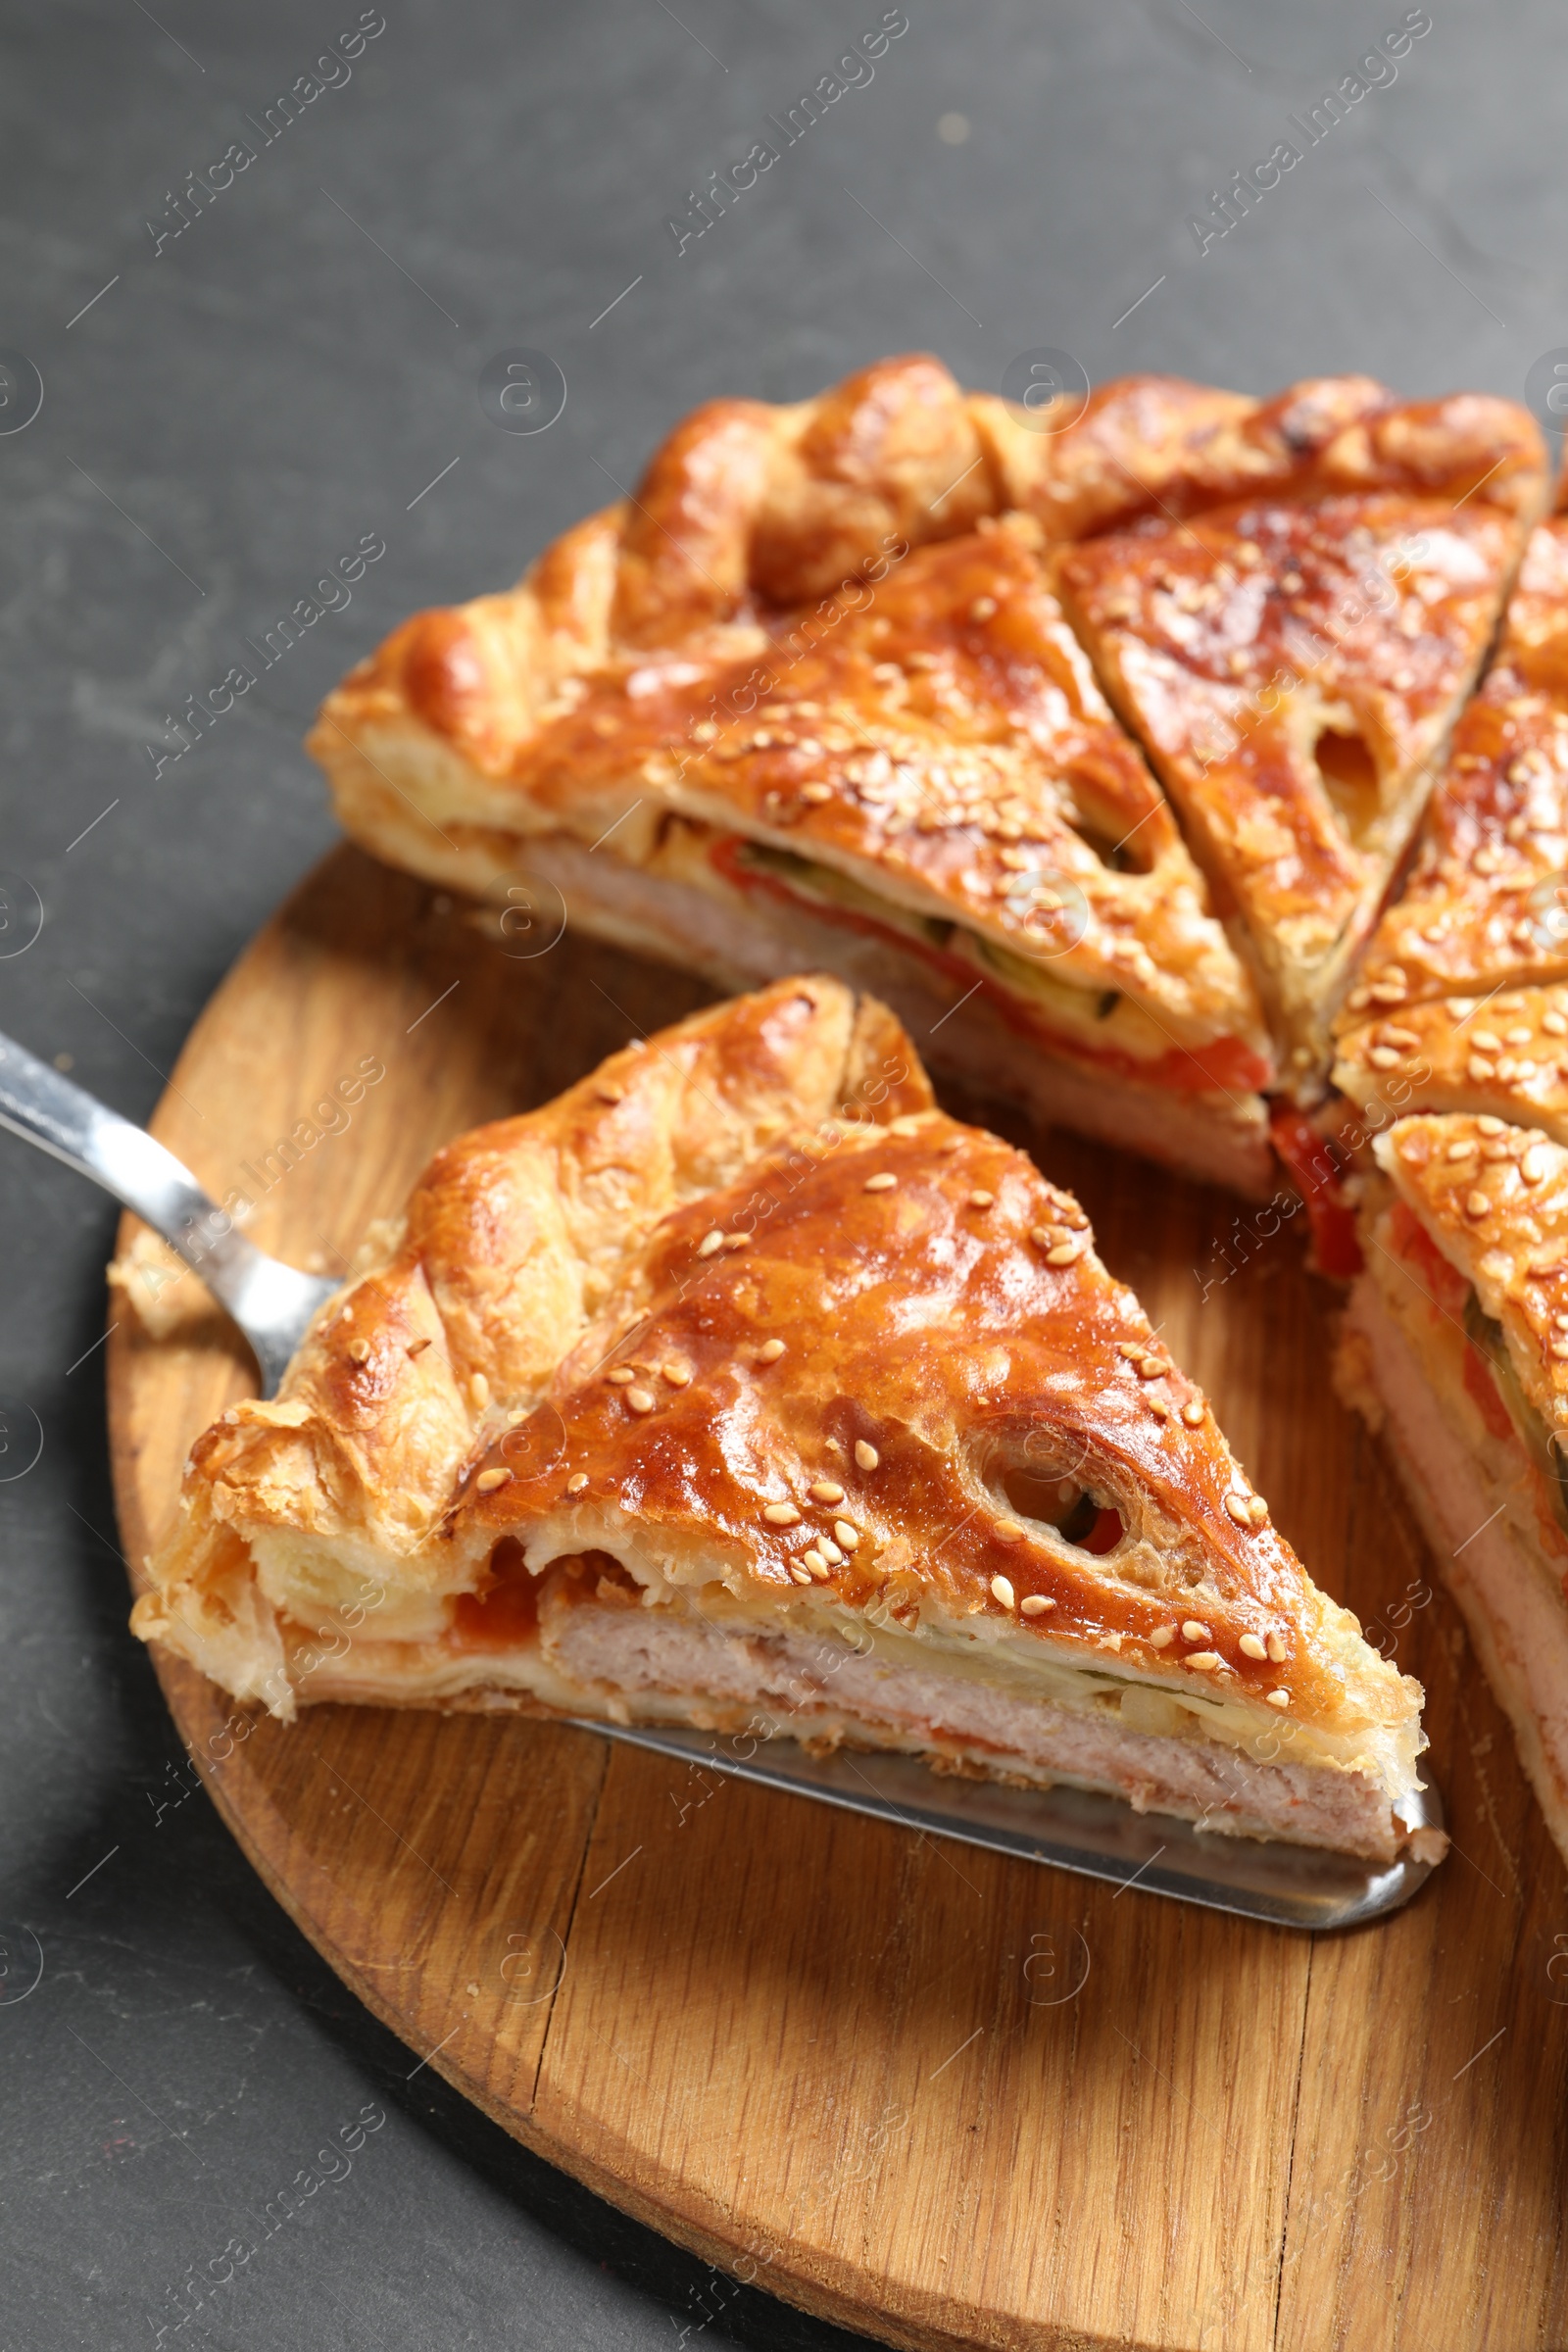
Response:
[0, 2, 1562, 2345]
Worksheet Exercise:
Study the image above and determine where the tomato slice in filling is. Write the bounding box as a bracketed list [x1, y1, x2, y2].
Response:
[1270, 1106, 1362, 1278]
[451, 1538, 540, 1648]
[710, 837, 1269, 1098]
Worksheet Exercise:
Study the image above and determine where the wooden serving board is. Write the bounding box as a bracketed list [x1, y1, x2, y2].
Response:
[108, 844, 1568, 2352]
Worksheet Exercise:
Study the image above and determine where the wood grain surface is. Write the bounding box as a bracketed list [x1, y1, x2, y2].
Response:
[106, 843, 1568, 2352]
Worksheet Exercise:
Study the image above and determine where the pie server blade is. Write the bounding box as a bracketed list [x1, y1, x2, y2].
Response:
[570, 1716, 1444, 1932]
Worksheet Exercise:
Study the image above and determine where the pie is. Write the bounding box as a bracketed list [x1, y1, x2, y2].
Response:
[131, 974, 1441, 1864]
[308, 354, 1544, 1198]
[1054, 403, 1545, 1094]
[1339, 1111, 1568, 1864]
[1333, 493, 1568, 1140]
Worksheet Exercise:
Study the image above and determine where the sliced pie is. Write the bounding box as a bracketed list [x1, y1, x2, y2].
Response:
[310, 356, 1540, 1196]
[1333, 499, 1568, 1139]
[1054, 412, 1547, 1096]
[1340, 1111, 1568, 1864]
[132, 975, 1440, 1864]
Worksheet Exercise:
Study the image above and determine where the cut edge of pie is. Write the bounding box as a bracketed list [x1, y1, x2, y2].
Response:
[1339, 1110, 1568, 1865]
[129, 974, 1441, 1866]
[1331, 494, 1568, 1164]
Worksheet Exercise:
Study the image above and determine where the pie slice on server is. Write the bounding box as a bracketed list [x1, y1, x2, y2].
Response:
[1333, 498, 1568, 1142]
[1053, 402, 1547, 1097]
[130, 975, 1440, 1865]
[1340, 1112, 1568, 1866]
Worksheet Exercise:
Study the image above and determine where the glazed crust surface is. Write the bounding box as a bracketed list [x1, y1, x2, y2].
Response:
[311, 356, 1545, 1090]
[1334, 979, 1568, 1140]
[137, 977, 929, 1570]
[318, 510, 1264, 1058]
[1054, 490, 1528, 1057]
[1338, 511, 1568, 1032]
[456, 1096, 1407, 1733]
[134, 976, 1421, 1756]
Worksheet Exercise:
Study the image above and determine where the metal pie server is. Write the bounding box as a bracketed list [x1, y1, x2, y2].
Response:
[572, 1718, 1445, 1932]
[0, 1025, 336, 1395]
[0, 1023, 1443, 1928]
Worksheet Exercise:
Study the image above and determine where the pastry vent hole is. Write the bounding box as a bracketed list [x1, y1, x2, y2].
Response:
[1314, 728, 1381, 847]
[1000, 1466, 1123, 1555]
[1070, 814, 1154, 876]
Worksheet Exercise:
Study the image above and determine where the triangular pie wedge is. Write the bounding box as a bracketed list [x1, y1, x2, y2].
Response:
[1054, 407, 1547, 1094]
[132, 976, 1439, 1864]
[1333, 499, 1568, 1138]
[1341, 1112, 1568, 1865]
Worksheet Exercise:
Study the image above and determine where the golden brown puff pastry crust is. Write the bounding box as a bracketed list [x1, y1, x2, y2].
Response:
[1334, 980, 1568, 1142]
[134, 976, 1420, 1768]
[1053, 483, 1541, 1088]
[1375, 1112, 1568, 1442]
[311, 356, 1542, 1105]
[1338, 510, 1568, 1031]
[132, 979, 930, 1660]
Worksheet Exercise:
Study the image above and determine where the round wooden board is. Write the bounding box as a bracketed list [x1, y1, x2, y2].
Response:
[108, 844, 1568, 2352]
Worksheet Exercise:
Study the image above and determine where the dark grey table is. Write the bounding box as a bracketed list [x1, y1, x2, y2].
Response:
[0, 4, 1560, 2344]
